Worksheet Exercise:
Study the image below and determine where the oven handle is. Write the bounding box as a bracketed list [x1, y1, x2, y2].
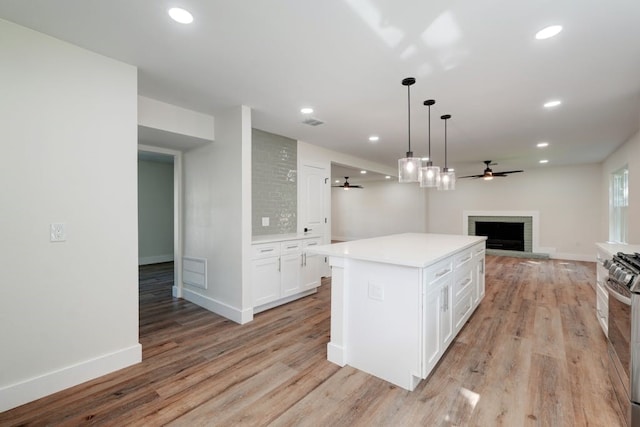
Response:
[605, 279, 632, 306]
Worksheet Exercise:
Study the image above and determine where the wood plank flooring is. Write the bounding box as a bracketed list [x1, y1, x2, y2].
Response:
[0, 256, 625, 426]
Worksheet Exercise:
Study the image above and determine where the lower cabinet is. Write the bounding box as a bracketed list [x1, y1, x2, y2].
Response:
[252, 236, 322, 311]
[422, 241, 485, 379]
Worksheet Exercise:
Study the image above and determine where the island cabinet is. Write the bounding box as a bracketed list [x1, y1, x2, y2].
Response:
[251, 235, 322, 313]
[309, 233, 487, 391]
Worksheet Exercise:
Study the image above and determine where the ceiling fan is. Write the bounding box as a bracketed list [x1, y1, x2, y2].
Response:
[332, 177, 363, 189]
[460, 160, 524, 180]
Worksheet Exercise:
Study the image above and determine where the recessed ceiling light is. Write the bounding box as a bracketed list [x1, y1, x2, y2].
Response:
[335, 179, 340, 183]
[544, 100, 562, 108]
[421, 157, 429, 161]
[535, 25, 563, 40]
[368, 136, 379, 142]
[168, 8, 194, 24]
[539, 159, 549, 164]
[300, 107, 314, 114]
[360, 170, 367, 174]
[537, 142, 549, 148]
[385, 176, 391, 179]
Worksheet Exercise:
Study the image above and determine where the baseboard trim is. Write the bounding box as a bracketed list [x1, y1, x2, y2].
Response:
[550, 252, 596, 262]
[139, 254, 174, 265]
[182, 288, 253, 324]
[0, 344, 141, 412]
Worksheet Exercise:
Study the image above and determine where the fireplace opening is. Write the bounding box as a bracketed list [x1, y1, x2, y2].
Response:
[475, 221, 525, 251]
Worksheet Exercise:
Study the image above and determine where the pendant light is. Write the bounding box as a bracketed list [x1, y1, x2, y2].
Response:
[398, 77, 421, 183]
[438, 114, 456, 191]
[420, 99, 440, 188]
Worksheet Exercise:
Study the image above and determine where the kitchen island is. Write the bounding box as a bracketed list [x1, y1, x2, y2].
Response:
[310, 233, 486, 390]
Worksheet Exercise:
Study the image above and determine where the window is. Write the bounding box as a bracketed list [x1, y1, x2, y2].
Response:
[609, 166, 629, 243]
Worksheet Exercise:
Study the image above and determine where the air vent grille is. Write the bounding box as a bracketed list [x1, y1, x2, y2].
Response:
[302, 118, 324, 126]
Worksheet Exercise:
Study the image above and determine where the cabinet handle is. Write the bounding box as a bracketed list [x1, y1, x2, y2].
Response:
[286, 245, 298, 249]
[304, 253, 307, 266]
[436, 268, 451, 278]
[459, 277, 472, 288]
[459, 255, 471, 264]
[278, 257, 281, 272]
[261, 248, 274, 253]
[301, 254, 304, 266]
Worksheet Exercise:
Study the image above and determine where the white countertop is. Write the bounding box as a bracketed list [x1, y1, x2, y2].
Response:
[252, 233, 322, 244]
[596, 242, 640, 257]
[309, 233, 486, 268]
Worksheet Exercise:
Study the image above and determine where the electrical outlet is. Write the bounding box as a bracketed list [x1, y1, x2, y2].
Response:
[50, 223, 66, 242]
[262, 217, 269, 227]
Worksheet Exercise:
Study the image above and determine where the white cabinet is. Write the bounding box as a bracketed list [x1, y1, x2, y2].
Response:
[595, 246, 609, 336]
[252, 236, 322, 312]
[423, 259, 454, 376]
[423, 241, 485, 380]
[301, 238, 322, 290]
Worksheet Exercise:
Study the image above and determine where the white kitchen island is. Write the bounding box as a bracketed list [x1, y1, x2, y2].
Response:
[310, 233, 487, 391]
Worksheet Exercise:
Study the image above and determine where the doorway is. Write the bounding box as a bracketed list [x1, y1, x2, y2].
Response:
[138, 144, 183, 298]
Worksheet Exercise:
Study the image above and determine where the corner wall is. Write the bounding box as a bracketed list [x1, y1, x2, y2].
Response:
[183, 106, 253, 323]
[0, 19, 140, 411]
[601, 127, 640, 243]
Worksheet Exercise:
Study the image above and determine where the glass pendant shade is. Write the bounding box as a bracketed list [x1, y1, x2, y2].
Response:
[398, 77, 419, 183]
[420, 162, 440, 187]
[399, 153, 422, 183]
[438, 167, 456, 191]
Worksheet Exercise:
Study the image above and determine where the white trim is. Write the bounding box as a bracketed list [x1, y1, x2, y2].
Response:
[138, 144, 183, 298]
[253, 289, 317, 314]
[182, 287, 253, 324]
[550, 253, 596, 262]
[0, 344, 141, 412]
[138, 254, 174, 265]
[463, 210, 540, 254]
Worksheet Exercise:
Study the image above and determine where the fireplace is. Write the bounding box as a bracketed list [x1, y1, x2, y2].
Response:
[475, 221, 525, 251]
[464, 212, 536, 254]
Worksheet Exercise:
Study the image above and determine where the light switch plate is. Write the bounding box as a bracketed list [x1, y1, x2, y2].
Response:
[368, 282, 384, 301]
[50, 223, 66, 242]
[262, 217, 270, 227]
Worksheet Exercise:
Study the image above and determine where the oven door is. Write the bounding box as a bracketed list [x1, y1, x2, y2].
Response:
[607, 279, 631, 423]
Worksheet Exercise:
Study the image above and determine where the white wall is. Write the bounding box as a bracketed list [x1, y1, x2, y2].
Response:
[183, 106, 253, 323]
[0, 19, 140, 411]
[602, 127, 640, 243]
[138, 159, 174, 264]
[332, 180, 428, 241]
[427, 164, 602, 260]
[138, 95, 215, 141]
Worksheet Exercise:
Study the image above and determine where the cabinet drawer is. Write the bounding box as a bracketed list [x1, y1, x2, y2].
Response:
[454, 249, 473, 269]
[454, 288, 474, 331]
[473, 242, 486, 258]
[252, 242, 281, 259]
[303, 237, 322, 249]
[453, 268, 473, 297]
[281, 241, 302, 254]
[425, 258, 453, 286]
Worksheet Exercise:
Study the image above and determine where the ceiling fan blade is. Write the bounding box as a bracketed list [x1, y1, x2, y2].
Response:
[459, 174, 484, 179]
[494, 170, 524, 175]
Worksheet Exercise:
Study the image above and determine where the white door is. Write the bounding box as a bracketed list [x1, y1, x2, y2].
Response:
[299, 164, 329, 276]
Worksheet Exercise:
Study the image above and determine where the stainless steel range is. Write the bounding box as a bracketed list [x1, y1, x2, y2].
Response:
[604, 252, 640, 426]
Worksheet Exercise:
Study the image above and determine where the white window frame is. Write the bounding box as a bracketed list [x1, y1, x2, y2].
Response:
[609, 166, 629, 243]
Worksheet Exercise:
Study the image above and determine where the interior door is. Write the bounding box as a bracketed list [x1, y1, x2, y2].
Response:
[299, 163, 329, 276]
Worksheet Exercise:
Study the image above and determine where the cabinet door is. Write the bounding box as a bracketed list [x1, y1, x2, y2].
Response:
[280, 252, 302, 297]
[301, 239, 321, 290]
[253, 257, 280, 306]
[441, 283, 454, 348]
[423, 284, 442, 374]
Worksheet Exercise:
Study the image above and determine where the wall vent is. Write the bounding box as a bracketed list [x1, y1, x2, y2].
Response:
[302, 117, 324, 126]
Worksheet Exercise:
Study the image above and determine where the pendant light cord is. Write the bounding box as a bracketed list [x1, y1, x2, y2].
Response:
[407, 84, 411, 154]
[444, 117, 447, 168]
[428, 104, 431, 159]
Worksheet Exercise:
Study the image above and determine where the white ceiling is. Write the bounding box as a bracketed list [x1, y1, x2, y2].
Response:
[2, 0, 639, 176]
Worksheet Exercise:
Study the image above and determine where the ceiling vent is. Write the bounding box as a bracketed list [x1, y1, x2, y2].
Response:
[302, 117, 324, 126]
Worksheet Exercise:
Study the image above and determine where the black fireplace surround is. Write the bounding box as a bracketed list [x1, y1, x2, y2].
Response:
[475, 221, 525, 251]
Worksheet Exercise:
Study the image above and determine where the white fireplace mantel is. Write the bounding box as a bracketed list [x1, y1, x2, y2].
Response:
[463, 210, 540, 254]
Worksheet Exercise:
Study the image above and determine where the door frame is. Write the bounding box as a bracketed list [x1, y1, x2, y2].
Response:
[138, 144, 184, 298]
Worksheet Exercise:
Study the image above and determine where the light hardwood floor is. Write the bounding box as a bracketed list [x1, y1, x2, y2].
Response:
[0, 256, 625, 426]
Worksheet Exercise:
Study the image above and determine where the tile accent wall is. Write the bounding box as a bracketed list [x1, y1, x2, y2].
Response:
[252, 128, 297, 235]
[468, 215, 533, 252]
